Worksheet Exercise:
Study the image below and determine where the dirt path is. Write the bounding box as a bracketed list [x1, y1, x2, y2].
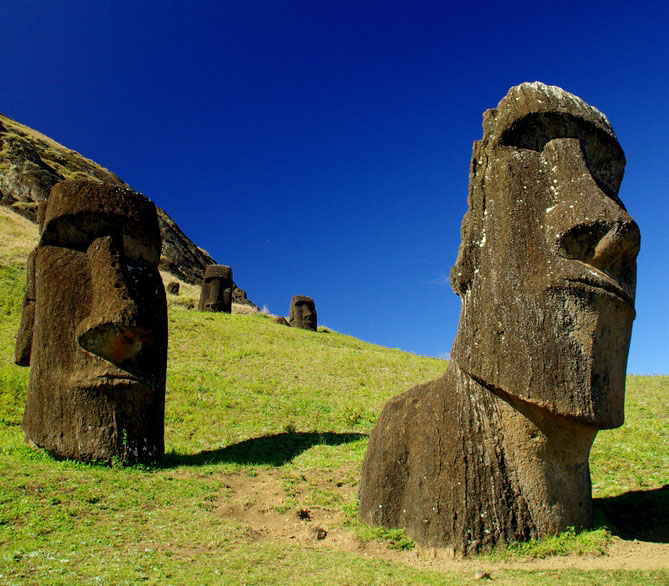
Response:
[216, 469, 668, 576]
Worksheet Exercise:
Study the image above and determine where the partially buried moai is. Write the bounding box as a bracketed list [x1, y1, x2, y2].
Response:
[199, 265, 233, 312]
[289, 295, 317, 331]
[15, 180, 168, 464]
[359, 82, 640, 554]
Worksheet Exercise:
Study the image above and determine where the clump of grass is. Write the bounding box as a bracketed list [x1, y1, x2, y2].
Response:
[356, 525, 416, 551]
[232, 303, 259, 315]
[486, 526, 611, 561]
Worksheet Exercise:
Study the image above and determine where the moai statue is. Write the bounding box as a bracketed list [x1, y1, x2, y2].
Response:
[14, 180, 168, 464]
[166, 281, 180, 295]
[289, 295, 317, 331]
[199, 265, 233, 312]
[359, 83, 640, 555]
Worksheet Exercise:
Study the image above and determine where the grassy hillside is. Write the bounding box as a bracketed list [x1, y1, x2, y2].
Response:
[0, 209, 666, 584]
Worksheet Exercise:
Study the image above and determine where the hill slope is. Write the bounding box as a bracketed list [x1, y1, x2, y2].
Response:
[0, 112, 253, 304]
[0, 210, 666, 583]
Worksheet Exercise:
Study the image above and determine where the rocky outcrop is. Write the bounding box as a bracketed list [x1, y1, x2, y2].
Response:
[0, 112, 254, 305]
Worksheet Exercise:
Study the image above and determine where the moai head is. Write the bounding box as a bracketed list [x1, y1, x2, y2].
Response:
[14, 180, 167, 463]
[166, 281, 180, 295]
[198, 265, 233, 312]
[449, 82, 639, 429]
[289, 295, 317, 331]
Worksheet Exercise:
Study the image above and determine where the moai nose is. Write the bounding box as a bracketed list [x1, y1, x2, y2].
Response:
[76, 235, 155, 371]
[556, 217, 640, 274]
[543, 138, 640, 297]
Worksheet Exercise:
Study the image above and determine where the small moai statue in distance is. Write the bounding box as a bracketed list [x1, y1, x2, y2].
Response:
[166, 281, 180, 295]
[358, 83, 640, 555]
[273, 316, 290, 326]
[14, 180, 168, 464]
[198, 264, 233, 312]
[289, 295, 317, 331]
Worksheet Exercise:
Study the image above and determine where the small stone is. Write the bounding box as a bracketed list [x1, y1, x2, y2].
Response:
[474, 570, 491, 580]
[296, 509, 311, 520]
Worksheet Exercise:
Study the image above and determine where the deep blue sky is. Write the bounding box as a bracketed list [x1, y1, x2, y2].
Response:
[2, 1, 667, 373]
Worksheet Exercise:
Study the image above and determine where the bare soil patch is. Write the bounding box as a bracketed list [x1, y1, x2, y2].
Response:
[217, 469, 669, 575]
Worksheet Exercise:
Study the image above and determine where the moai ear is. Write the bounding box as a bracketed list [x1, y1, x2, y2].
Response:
[14, 249, 37, 366]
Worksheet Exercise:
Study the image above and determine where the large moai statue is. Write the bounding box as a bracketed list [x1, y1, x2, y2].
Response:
[289, 295, 317, 331]
[199, 264, 233, 312]
[359, 83, 640, 555]
[14, 180, 168, 464]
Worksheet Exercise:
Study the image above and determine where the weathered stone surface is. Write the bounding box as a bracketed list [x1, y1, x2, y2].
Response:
[166, 281, 180, 295]
[199, 264, 233, 312]
[273, 316, 290, 326]
[0, 113, 255, 306]
[289, 295, 317, 331]
[359, 82, 640, 554]
[15, 180, 168, 464]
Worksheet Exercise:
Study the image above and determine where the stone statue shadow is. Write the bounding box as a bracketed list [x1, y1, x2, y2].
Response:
[594, 485, 669, 543]
[160, 431, 365, 468]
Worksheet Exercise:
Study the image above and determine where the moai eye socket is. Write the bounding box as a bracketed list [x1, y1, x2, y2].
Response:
[500, 112, 626, 200]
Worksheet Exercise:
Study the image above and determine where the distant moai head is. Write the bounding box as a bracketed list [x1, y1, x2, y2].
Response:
[166, 281, 180, 295]
[289, 295, 317, 331]
[198, 265, 233, 312]
[449, 82, 639, 429]
[14, 180, 168, 463]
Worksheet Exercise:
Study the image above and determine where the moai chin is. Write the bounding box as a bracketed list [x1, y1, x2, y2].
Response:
[15, 180, 168, 464]
[289, 295, 317, 331]
[199, 265, 233, 312]
[358, 82, 640, 554]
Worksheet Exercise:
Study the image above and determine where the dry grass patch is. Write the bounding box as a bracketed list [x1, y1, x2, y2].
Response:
[0, 207, 38, 266]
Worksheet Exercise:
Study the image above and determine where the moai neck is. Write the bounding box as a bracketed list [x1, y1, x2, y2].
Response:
[460, 365, 598, 534]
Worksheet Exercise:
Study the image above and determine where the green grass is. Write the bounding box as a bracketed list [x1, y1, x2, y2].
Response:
[0, 215, 667, 584]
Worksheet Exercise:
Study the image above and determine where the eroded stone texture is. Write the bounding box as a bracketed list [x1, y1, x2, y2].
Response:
[14, 180, 168, 464]
[289, 295, 317, 331]
[198, 264, 233, 312]
[166, 281, 180, 295]
[273, 316, 290, 326]
[359, 82, 640, 554]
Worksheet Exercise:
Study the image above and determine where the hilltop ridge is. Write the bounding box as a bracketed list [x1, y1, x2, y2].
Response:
[0, 112, 254, 304]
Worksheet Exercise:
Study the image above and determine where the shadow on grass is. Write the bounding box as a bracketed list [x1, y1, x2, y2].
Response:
[594, 484, 668, 543]
[160, 431, 366, 468]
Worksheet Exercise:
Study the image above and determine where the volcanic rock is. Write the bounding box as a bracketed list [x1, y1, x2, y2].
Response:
[0, 112, 254, 306]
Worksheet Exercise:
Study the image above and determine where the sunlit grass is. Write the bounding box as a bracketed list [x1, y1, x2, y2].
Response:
[0, 208, 666, 584]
